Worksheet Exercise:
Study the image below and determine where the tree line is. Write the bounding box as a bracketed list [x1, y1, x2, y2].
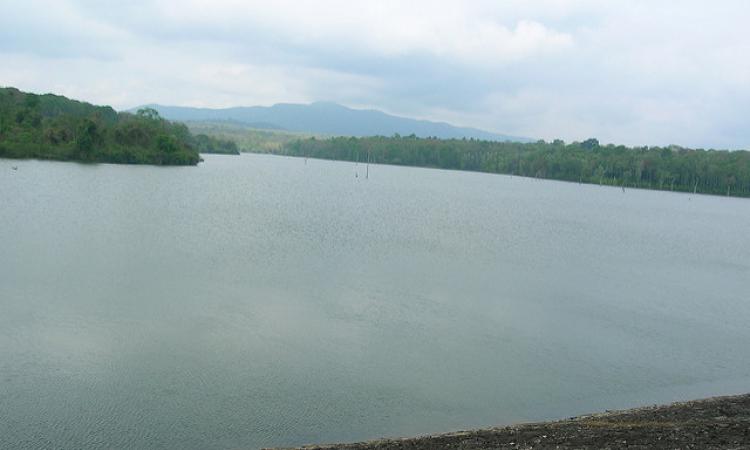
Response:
[0, 87, 236, 165]
[280, 135, 750, 197]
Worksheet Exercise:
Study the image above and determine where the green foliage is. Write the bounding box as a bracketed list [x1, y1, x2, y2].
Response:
[76, 119, 102, 160]
[157, 134, 179, 154]
[0, 87, 202, 165]
[279, 135, 750, 198]
[136, 107, 161, 120]
[191, 133, 240, 154]
[186, 121, 317, 153]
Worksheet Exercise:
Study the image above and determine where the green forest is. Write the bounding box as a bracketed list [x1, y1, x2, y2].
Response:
[280, 135, 750, 197]
[190, 132, 240, 155]
[0, 87, 236, 165]
[187, 121, 316, 153]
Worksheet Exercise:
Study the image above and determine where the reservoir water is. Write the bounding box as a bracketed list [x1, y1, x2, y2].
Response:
[1, 154, 749, 449]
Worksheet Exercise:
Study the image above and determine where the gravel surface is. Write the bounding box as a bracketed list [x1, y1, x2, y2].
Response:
[271, 393, 750, 449]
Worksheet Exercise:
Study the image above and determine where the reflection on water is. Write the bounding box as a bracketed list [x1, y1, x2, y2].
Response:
[1, 154, 749, 449]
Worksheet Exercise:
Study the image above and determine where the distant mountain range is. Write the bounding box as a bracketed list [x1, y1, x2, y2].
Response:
[131, 102, 531, 142]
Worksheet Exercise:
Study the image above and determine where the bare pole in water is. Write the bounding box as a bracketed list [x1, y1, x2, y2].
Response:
[366, 147, 370, 179]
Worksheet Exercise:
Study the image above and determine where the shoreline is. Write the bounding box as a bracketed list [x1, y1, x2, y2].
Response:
[244, 152, 750, 200]
[271, 393, 750, 449]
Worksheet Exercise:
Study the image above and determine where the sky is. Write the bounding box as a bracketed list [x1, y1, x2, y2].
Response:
[1, 0, 749, 148]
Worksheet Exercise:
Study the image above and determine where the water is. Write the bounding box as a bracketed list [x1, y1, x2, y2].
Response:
[1, 154, 749, 449]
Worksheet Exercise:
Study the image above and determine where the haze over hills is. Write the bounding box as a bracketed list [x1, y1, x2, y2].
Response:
[133, 102, 532, 142]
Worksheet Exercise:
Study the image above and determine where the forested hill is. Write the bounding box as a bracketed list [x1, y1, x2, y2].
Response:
[139, 102, 531, 142]
[281, 136, 750, 198]
[0, 87, 237, 165]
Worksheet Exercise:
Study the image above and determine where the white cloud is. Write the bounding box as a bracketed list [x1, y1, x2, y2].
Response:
[1, 0, 749, 148]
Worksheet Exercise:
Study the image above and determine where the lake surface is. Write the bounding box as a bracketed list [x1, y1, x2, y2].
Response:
[1, 154, 749, 449]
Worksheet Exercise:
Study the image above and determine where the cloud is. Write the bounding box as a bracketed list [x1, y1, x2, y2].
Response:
[0, 1, 128, 60]
[1, 0, 748, 148]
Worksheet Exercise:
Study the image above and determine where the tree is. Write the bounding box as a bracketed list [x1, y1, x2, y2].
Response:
[273, 134, 750, 198]
[136, 108, 161, 121]
[76, 119, 101, 159]
[157, 134, 179, 154]
[581, 138, 600, 150]
[0, 86, 202, 166]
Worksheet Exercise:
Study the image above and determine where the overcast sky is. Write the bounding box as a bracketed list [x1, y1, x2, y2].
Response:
[1, 0, 748, 148]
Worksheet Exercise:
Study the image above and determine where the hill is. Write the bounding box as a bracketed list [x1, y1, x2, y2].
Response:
[0, 87, 236, 165]
[185, 121, 318, 153]
[134, 102, 531, 142]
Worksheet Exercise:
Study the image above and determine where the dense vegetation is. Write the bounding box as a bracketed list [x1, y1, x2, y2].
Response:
[187, 121, 317, 153]
[281, 135, 750, 197]
[190, 132, 240, 154]
[0, 87, 234, 165]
